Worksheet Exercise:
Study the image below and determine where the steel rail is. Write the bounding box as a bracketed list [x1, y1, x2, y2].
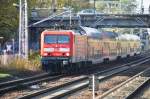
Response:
[18, 56, 150, 99]
[0, 73, 49, 88]
[96, 67, 150, 99]
[125, 79, 150, 99]
[0, 73, 64, 95]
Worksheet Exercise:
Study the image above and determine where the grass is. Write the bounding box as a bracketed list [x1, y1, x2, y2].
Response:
[0, 73, 10, 78]
[0, 51, 42, 72]
[0, 51, 42, 79]
[0, 69, 11, 78]
[7, 51, 41, 71]
[7, 57, 41, 71]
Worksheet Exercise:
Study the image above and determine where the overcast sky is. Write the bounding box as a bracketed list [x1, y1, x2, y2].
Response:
[137, 0, 150, 13]
[137, 0, 150, 8]
[138, 0, 150, 30]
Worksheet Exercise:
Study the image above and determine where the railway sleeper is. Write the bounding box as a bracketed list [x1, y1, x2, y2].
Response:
[103, 58, 109, 63]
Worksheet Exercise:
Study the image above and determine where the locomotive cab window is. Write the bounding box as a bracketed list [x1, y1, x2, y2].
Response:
[44, 35, 70, 44]
[44, 35, 57, 44]
[58, 35, 69, 43]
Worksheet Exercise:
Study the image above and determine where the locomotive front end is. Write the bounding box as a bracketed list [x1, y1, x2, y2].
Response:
[40, 30, 73, 72]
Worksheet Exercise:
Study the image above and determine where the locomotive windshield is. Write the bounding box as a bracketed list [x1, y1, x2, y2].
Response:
[44, 35, 69, 44]
[57, 35, 69, 43]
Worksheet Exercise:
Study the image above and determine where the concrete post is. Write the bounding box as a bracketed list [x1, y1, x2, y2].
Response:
[3, 50, 7, 65]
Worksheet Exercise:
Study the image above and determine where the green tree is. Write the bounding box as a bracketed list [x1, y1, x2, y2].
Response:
[121, 0, 137, 13]
[0, 0, 43, 42]
[0, 0, 19, 42]
[96, 0, 137, 14]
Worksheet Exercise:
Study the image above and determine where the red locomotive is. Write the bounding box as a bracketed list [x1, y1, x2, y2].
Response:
[40, 27, 141, 72]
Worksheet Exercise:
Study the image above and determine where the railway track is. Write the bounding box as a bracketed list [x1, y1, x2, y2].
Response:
[0, 52, 146, 96]
[132, 80, 150, 99]
[0, 73, 64, 95]
[0, 57, 131, 96]
[96, 67, 150, 99]
[18, 56, 150, 99]
[0, 52, 148, 98]
[68, 63, 150, 99]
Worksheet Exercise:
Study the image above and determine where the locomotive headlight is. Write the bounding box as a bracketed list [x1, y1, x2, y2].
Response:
[43, 53, 48, 56]
[66, 53, 70, 56]
[44, 48, 54, 52]
[59, 48, 70, 52]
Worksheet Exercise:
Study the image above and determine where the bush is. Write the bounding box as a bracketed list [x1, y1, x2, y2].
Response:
[29, 51, 40, 60]
[7, 51, 41, 71]
[8, 57, 41, 71]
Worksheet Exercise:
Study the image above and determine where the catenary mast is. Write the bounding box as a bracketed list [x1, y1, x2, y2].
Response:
[19, 0, 28, 59]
